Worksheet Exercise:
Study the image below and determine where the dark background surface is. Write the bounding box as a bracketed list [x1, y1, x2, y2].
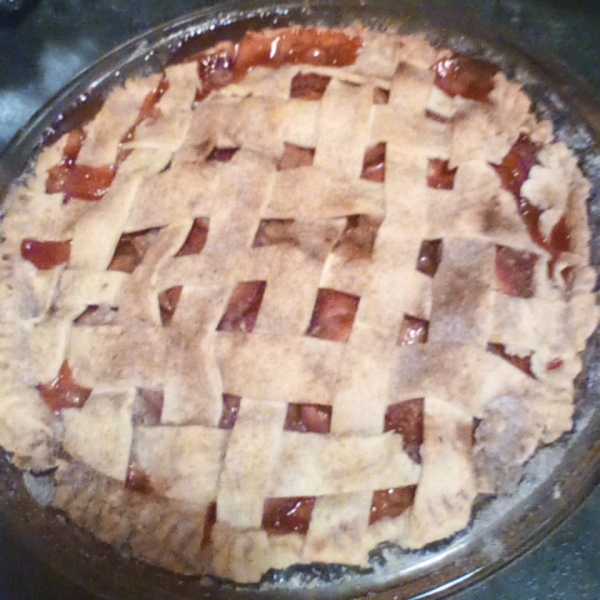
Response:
[1, 1, 600, 599]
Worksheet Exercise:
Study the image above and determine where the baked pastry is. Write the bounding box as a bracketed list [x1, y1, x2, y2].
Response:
[0, 25, 597, 584]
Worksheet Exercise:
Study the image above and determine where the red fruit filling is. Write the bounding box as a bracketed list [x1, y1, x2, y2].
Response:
[334, 214, 380, 259]
[37, 361, 92, 413]
[190, 28, 361, 101]
[384, 398, 424, 464]
[206, 147, 239, 162]
[290, 72, 331, 100]
[284, 403, 332, 434]
[217, 281, 267, 333]
[158, 286, 183, 326]
[370, 486, 416, 525]
[202, 501, 218, 547]
[125, 459, 154, 494]
[219, 394, 241, 430]
[495, 245, 537, 298]
[262, 496, 316, 535]
[252, 219, 297, 247]
[432, 53, 498, 102]
[487, 343, 533, 378]
[416, 239, 443, 277]
[397, 315, 429, 345]
[547, 358, 563, 371]
[361, 142, 386, 183]
[108, 228, 160, 273]
[427, 158, 457, 190]
[277, 143, 316, 171]
[20, 238, 71, 270]
[306, 288, 360, 343]
[175, 218, 209, 257]
[494, 133, 571, 263]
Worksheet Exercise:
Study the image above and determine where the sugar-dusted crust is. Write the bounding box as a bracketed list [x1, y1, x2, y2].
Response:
[0, 26, 597, 583]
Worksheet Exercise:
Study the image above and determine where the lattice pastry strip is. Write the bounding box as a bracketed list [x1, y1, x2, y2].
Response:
[62, 388, 135, 481]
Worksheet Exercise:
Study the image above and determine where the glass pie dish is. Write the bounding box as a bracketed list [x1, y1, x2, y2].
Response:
[1, 1, 600, 599]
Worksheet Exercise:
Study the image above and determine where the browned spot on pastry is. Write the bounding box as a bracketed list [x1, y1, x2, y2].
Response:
[133, 389, 164, 426]
[432, 53, 498, 102]
[290, 72, 331, 100]
[369, 485, 416, 525]
[262, 496, 316, 535]
[158, 286, 183, 326]
[125, 459, 154, 494]
[495, 245, 537, 298]
[284, 403, 332, 433]
[416, 239, 443, 277]
[384, 398, 424, 463]
[108, 228, 161, 273]
[20, 239, 71, 270]
[217, 281, 267, 333]
[306, 288, 360, 343]
[219, 394, 241, 429]
[427, 158, 457, 190]
[373, 86, 390, 105]
[206, 147, 239, 162]
[487, 343, 534, 378]
[37, 361, 92, 413]
[361, 142, 386, 183]
[397, 315, 429, 345]
[277, 143, 315, 170]
[333, 214, 380, 259]
[175, 218, 209, 257]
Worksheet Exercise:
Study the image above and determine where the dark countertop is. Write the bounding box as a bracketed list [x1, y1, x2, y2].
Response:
[1, 1, 599, 599]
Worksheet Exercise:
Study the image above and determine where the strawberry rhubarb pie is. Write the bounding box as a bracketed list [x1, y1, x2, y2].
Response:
[0, 25, 597, 583]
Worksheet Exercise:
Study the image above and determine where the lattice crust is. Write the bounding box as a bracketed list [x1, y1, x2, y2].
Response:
[0, 26, 597, 584]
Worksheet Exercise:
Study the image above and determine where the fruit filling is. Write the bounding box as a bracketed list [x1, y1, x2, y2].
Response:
[397, 315, 429, 345]
[20, 238, 71, 270]
[108, 228, 161, 273]
[494, 133, 571, 261]
[427, 158, 457, 190]
[333, 214, 380, 259]
[369, 486, 416, 525]
[495, 245, 537, 298]
[190, 28, 361, 101]
[284, 403, 332, 434]
[175, 218, 209, 257]
[432, 53, 498, 102]
[361, 142, 386, 183]
[219, 394, 241, 430]
[37, 361, 92, 413]
[416, 239, 443, 277]
[206, 147, 239, 162]
[277, 143, 316, 171]
[217, 281, 267, 333]
[306, 288, 360, 343]
[262, 496, 316, 535]
[384, 398, 424, 464]
[290, 72, 331, 100]
[158, 286, 183, 326]
[125, 458, 154, 494]
[202, 501, 218, 547]
[487, 343, 534, 378]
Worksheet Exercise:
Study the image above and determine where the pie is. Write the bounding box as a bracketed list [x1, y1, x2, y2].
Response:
[0, 24, 597, 584]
